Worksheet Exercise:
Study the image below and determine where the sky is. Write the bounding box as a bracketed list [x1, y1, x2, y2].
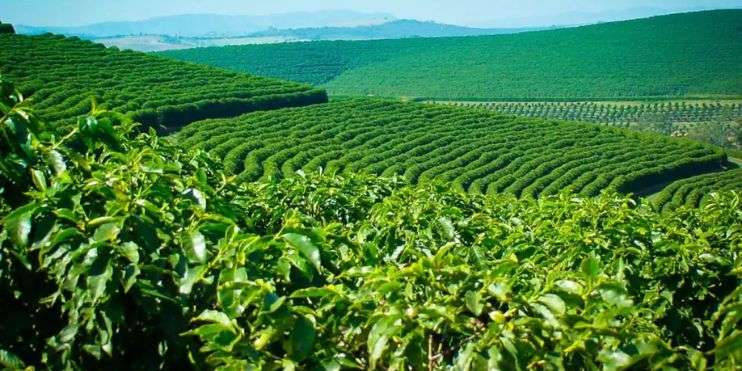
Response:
[1, 0, 741, 27]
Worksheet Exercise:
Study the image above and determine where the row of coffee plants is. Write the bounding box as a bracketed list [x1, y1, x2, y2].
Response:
[444, 101, 741, 127]
[652, 168, 742, 211]
[440, 100, 742, 151]
[176, 99, 727, 197]
[0, 33, 327, 131]
[1, 79, 740, 369]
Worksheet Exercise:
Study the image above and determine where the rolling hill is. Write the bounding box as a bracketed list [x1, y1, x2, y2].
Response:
[0, 33, 326, 131]
[160, 10, 742, 100]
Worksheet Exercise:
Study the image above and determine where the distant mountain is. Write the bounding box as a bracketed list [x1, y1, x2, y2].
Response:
[472, 4, 742, 27]
[25, 19, 544, 53]
[248, 19, 546, 41]
[16, 10, 396, 37]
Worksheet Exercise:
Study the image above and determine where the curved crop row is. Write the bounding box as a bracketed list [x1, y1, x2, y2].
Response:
[652, 168, 742, 210]
[0, 33, 326, 130]
[446, 101, 742, 127]
[174, 99, 727, 197]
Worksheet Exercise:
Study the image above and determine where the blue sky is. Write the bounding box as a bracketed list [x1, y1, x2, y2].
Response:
[2, 0, 741, 26]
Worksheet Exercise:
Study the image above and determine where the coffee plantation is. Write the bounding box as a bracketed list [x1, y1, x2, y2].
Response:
[0, 33, 327, 132]
[161, 10, 742, 100]
[1, 77, 741, 369]
[175, 99, 728, 197]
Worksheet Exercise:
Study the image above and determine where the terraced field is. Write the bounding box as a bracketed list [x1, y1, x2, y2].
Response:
[652, 168, 742, 210]
[175, 99, 726, 197]
[0, 33, 326, 131]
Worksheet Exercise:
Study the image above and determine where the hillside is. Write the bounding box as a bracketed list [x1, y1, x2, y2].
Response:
[161, 10, 742, 100]
[0, 33, 326, 130]
[174, 99, 726, 197]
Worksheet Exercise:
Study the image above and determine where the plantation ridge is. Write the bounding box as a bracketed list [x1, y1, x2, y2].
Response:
[0, 5, 741, 370]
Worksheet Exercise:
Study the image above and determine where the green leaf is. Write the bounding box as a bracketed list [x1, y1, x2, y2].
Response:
[598, 349, 632, 371]
[290, 287, 334, 299]
[283, 233, 322, 272]
[287, 315, 316, 362]
[2, 202, 38, 248]
[0, 348, 25, 369]
[262, 292, 286, 313]
[367, 315, 403, 369]
[711, 330, 742, 361]
[581, 253, 601, 279]
[538, 294, 566, 316]
[117, 241, 139, 263]
[31, 168, 47, 191]
[465, 290, 484, 316]
[93, 223, 120, 242]
[194, 310, 233, 326]
[46, 149, 67, 175]
[184, 230, 207, 264]
[179, 264, 207, 294]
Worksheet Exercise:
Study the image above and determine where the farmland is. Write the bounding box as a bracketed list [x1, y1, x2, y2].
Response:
[0, 33, 326, 131]
[439, 100, 742, 150]
[175, 99, 727, 197]
[1, 82, 740, 368]
[1, 8, 742, 371]
[161, 10, 742, 100]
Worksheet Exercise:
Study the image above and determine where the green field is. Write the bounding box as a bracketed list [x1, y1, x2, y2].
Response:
[161, 10, 742, 100]
[174, 99, 727, 197]
[0, 33, 326, 131]
[439, 100, 742, 150]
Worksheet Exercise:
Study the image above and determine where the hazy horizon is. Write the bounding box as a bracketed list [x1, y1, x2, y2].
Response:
[2, 0, 741, 28]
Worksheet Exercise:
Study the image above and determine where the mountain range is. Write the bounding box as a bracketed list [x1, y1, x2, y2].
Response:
[15, 10, 396, 37]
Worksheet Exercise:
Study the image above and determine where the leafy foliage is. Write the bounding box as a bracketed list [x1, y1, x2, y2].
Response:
[0, 33, 326, 132]
[175, 99, 726, 197]
[161, 10, 742, 100]
[1, 77, 741, 370]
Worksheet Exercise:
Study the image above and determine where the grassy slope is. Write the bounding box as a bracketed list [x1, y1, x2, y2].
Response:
[160, 10, 742, 100]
